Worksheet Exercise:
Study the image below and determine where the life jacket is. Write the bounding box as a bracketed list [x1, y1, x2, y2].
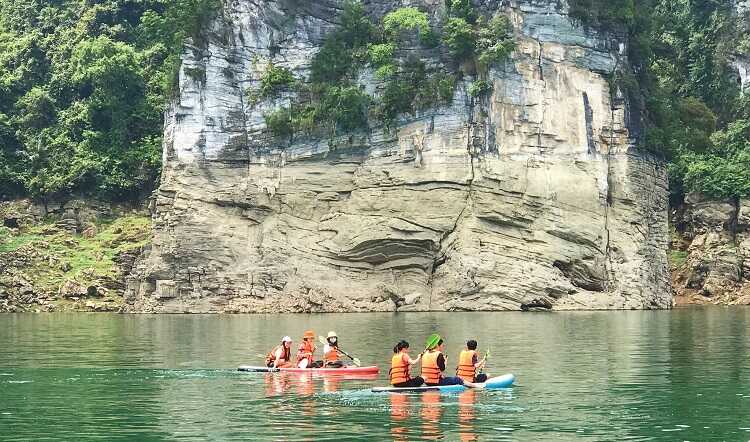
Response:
[456, 349, 477, 382]
[296, 340, 315, 365]
[390, 353, 410, 385]
[265, 345, 289, 366]
[324, 344, 339, 363]
[421, 350, 442, 385]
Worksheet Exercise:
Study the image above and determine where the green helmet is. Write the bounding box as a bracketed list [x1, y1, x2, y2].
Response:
[425, 333, 441, 350]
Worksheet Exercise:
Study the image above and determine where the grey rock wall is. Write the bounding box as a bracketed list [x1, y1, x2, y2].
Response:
[125, 0, 671, 312]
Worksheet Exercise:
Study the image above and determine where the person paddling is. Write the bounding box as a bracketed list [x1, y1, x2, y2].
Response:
[296, 330, 316, 369]
[266, 336, 293, 368]
[456, 340, 488, 383]
[390, 340, 424, 388]
[323, 331, 344, 368]
[422, 334, 480, 387]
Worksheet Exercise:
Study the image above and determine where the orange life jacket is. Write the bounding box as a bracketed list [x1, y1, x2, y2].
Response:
[296, 340, 315, 365]
[265, 345, 289, 366]
[390, 353, 410, 385]
[456, 349, 477, 382]
[421, 350, 442, 385]
[324, 345, 339, 363]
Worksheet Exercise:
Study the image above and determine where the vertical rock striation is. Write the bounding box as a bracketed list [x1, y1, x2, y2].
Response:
[125, 0, 671, 313]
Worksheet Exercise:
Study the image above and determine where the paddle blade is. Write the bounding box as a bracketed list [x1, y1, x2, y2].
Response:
[318, 336, 327, 345]
[352, 357, 361, 367]
[425, 333, 441, 350]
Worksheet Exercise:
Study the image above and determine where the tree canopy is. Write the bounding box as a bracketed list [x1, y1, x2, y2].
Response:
[0, 0, 218, 201]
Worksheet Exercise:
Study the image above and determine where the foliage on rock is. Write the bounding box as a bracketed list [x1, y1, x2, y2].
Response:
[0, 212, 151, 312]
[383, 7, 434, 44]
[261, 1, 515, 135]
[443, 12, 514, 72]
[570, 0, 750, 200]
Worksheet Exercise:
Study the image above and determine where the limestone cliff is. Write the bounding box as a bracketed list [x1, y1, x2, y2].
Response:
[125, 0, 671, 313]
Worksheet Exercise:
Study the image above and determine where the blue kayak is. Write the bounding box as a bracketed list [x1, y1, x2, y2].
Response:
[371, 373, 515, 393]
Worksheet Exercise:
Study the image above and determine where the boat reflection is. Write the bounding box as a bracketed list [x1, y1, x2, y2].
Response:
[295, 373, 316, 418]
[263, 373, 290, 397]
[262, 372, 377, 397]
[295, 372, 315, 397]
[322, 376, 340, 393]
[458, 389, 478, 441]
[421, 391, 442, 440]
[383, 389, 479, 441]
[390, 393, 410, 441]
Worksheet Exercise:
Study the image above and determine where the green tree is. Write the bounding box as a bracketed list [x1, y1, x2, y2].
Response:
[0, 0, 220, 201]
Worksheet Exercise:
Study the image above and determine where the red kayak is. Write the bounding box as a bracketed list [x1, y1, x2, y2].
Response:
[238, 365, 379, 375]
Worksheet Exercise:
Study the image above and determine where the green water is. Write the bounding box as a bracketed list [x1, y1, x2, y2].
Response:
[1, 309, 749, 441]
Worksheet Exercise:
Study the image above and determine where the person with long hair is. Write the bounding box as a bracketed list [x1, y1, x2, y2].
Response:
[265, 336, 293, 368]
[390, 340, 424, 388]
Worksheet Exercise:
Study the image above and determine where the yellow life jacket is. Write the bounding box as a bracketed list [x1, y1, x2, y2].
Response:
[456, 349, 476, 382]
[324, 345, 339, 363]
[390, 353, 410, 385]
[421, 350, 442, 385]
[296, 340, 315, 365]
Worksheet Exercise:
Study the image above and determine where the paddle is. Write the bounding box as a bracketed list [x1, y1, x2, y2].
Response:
[318, 336, 361, 367]
[478, 348, 490, 375]
[423, 333, 441, 356]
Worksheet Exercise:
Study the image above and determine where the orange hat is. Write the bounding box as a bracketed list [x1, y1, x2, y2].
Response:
[303, 330, 315, 340]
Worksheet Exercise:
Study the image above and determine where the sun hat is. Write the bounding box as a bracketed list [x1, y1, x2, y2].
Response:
[327, 331, 338, 339]
[303, 330, 315, 339]
[282, 336, 292, 343]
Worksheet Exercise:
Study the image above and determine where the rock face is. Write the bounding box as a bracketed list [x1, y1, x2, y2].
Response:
[125, 0, 671, 312]
[672, 193, 750, 305]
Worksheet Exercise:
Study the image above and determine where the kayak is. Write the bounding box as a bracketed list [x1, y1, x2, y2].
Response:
[238, 365, 379, 375]
[371, 373, 515, 393]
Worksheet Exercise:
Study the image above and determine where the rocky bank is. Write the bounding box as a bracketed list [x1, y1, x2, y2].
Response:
[0, 200, 149, 313]
[123, 0, 671, 313]
[671, 193, 750, 306]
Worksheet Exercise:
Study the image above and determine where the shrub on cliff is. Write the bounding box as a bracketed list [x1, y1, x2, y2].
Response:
[678, 120, 750, 199]
[443, 17, 475, 60]
[444, 15, 514, 70]
[259, 64, 295, 98]
[568, 0, 635, 29]
[475, 16, 515, 69]
[383, 7, 431, 42]
[265, 1, 373, 140]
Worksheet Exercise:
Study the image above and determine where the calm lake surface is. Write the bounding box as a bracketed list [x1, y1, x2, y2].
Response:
[1, 309, 749, 441]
